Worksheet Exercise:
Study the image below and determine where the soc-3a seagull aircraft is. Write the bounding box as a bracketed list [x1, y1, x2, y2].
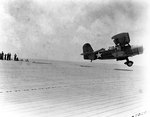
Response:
[81, 32, 143, 67]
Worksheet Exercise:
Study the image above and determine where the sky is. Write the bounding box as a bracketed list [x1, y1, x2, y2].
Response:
[0, 0, 149, 64]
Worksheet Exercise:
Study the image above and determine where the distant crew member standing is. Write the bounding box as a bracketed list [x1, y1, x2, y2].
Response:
[9, 53, 11, 60]
[14, 54, 17, 61]
[7, 53, 9, 60]
[6, 53, 8, 60]
[1, 51, 4, 60]
[4, 54, 6, 60]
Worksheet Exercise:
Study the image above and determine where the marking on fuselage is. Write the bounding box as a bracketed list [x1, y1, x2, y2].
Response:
[96, 52, 102, 58]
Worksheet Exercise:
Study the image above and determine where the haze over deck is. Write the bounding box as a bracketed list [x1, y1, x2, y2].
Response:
[0, 0, 148, 63]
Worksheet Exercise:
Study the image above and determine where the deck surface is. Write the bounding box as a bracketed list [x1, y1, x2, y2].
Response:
[0, 60, 148, 117]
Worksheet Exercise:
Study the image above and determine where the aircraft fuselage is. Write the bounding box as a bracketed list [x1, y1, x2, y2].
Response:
[96, 45, 143, 61]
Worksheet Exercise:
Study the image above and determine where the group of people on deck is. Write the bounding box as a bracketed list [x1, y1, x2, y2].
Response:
[0, 51, 19, 61]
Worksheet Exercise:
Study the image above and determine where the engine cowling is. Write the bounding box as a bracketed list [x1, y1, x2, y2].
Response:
[131, 46, 143, 56]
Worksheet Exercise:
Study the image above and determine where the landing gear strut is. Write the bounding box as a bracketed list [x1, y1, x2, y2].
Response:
[124, 58, 133, 67]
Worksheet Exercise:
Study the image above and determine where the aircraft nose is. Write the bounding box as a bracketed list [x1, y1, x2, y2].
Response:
[131, 46, 143, 55]
[138, 46, 143, 54]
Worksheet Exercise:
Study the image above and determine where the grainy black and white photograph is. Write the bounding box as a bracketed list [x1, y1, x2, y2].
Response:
[0, 0, 150, 117]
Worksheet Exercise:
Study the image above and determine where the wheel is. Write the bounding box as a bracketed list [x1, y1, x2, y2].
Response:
[124, 61, 133, 67]
[125, 61, 133, 67]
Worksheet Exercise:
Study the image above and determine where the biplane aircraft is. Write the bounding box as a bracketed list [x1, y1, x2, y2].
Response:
[81, 32, 143, 67]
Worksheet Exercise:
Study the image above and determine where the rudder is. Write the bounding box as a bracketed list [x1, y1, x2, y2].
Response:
[82, 43, 94, 59]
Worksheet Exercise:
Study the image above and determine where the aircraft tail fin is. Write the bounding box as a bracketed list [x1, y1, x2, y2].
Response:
[81, 43, 95, 60]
